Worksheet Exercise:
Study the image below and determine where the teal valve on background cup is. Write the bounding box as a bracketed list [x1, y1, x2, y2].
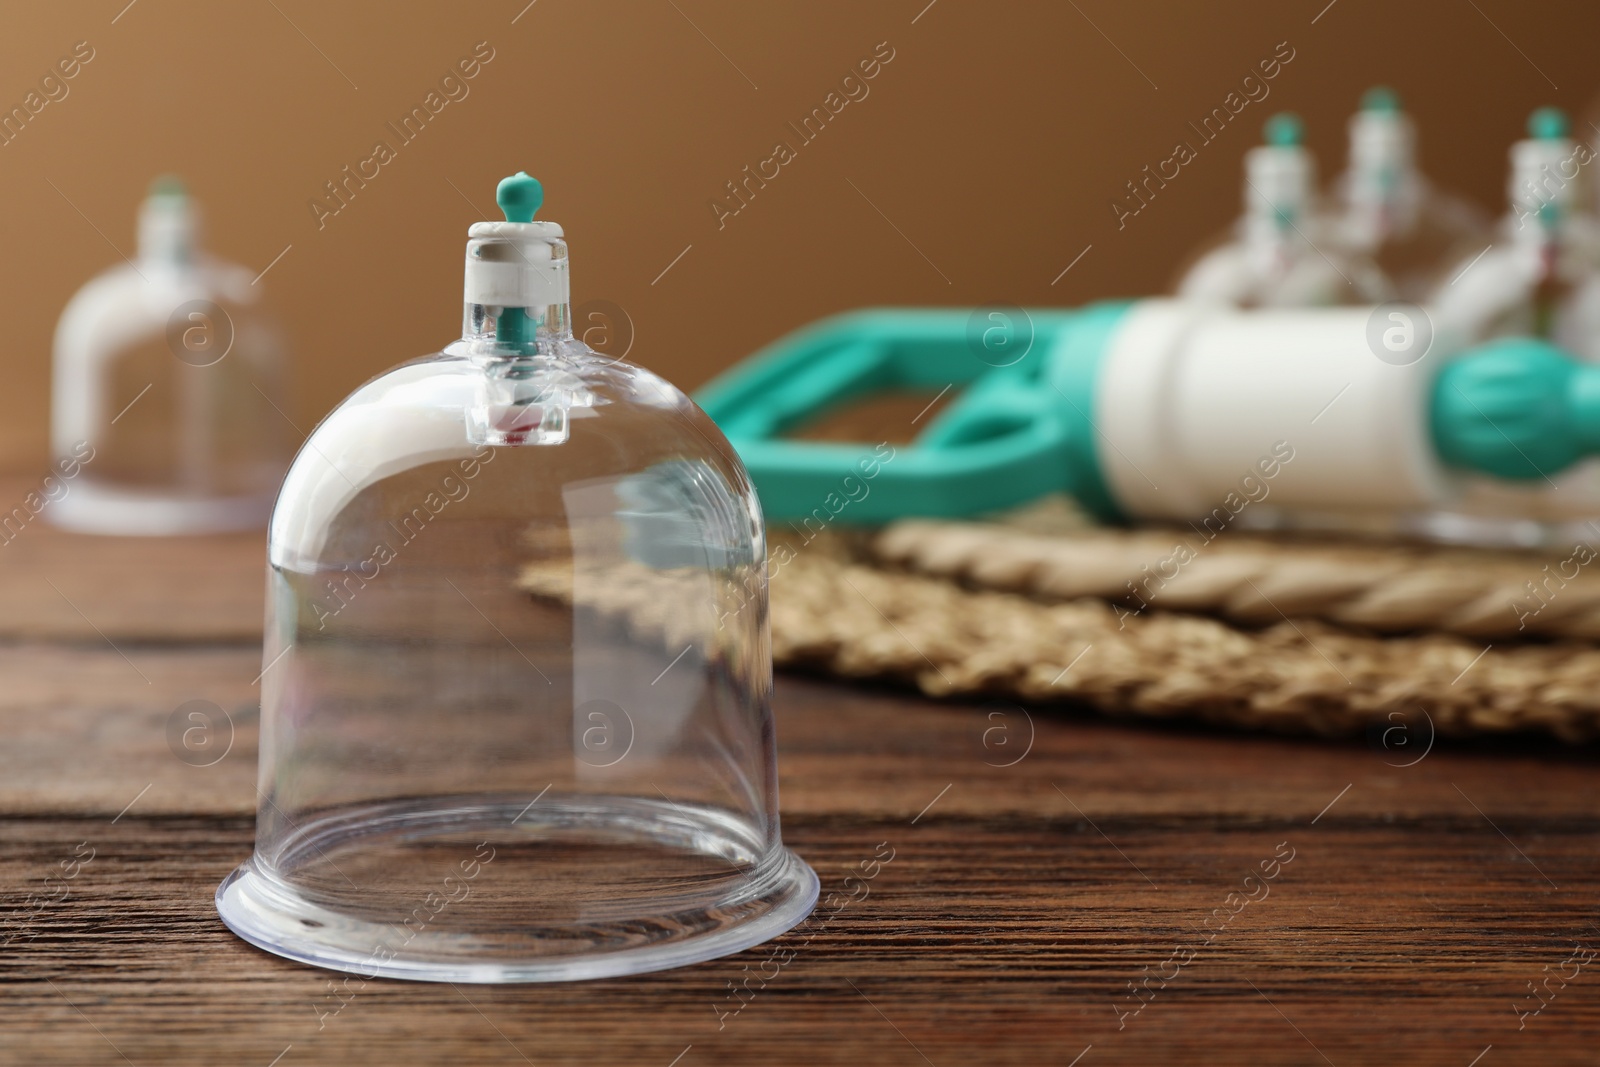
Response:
[695, 300, 1600, 526]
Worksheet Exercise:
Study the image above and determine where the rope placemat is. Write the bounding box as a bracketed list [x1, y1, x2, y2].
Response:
[874, 517, 1600, 640]
[518, 518, 1600, 742]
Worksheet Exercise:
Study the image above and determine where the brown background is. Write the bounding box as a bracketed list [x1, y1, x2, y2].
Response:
[4, 0, 1600, 470]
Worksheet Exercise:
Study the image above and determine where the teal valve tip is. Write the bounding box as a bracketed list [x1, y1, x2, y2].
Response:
[489, 172, 544, 351]
[496, 171, 543, 223]
[149, 174, 187, 199]
[1529, 107, 1569, 140]
[1263, 112, 1303, 147]
[1360, 86, 1400, 113]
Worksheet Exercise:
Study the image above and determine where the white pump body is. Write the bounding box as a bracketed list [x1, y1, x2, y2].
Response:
[1092, 300, 1455, 523]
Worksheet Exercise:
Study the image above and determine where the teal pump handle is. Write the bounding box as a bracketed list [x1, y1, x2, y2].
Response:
[695, 304, 1132, 523]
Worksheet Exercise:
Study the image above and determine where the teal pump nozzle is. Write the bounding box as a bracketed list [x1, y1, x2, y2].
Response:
[492, 171, 544, 349]
[1431, 339, 1600, 481]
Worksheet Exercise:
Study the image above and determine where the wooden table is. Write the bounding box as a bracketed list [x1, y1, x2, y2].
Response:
[2, 501, 1598, 1066]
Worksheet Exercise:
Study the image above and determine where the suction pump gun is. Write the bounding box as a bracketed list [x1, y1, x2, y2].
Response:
[696, 301, 1600, 527]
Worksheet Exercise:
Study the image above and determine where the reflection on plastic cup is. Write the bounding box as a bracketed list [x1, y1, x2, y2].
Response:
[166, 299, 235, 367]
[980, 701, 1035, 768]
[965, 304, 1034, 368]
[575, 698, 635, 768]
[1366, 706, 1435, 768]
[167, 699, 235, 767]
[573, 300, 635, 366]
[1365, 302, 1433, 367]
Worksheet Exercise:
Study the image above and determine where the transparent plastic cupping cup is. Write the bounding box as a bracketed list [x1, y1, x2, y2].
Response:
[49, 177, 291, 535]
[216, 172, 817, 982]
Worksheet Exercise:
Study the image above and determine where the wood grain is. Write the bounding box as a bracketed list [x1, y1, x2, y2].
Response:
[2, 505, 1599, 1064]
[0, 487, 263, 642]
